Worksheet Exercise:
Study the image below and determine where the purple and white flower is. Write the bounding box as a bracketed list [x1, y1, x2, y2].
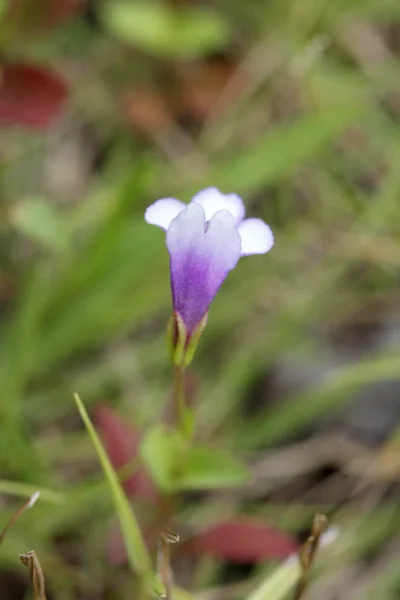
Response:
[145, 187, 273, 335]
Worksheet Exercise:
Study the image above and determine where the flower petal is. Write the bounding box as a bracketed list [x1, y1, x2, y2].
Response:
[166, 204, 241, 332]
[144, 198, 186, 230]
[191, 187, 245, 225]
[238, 218, 274, 256]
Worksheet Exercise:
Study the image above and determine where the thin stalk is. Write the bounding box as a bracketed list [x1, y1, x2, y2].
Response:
[157, 529, 180, 600]
[173, 364, 187, 437]
[0, 492, 40, 545]
[292, 513, 327, 600]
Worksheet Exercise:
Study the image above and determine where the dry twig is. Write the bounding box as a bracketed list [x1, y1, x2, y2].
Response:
[292, 513, 327, 600]
[20, 551, 47, 600]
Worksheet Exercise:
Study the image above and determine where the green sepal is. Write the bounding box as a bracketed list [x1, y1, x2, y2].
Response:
[166, 312, 187, 366]
[182, 312, 208, 367]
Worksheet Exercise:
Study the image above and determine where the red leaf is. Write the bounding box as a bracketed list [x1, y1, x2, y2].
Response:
[185, 517, 297, 562]
[42, 0, 87, 27]
[0, 63, 68, 129]
[95, 405, 157, 502]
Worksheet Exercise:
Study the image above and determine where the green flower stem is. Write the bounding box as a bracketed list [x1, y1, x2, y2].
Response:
[173, 364, 188, 438]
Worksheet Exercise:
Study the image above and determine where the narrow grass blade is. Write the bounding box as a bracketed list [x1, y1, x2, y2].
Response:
[246, 559, 300, 600]
[0, 481, 64, 505]
[73, 393, 152, 579]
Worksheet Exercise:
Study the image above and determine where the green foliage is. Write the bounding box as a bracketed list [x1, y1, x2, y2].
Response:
[0, 0, 8, 22]
[141, 424, 186, 491]
[240, 353, 400, 449]
[141, 425, 247, 491]
[212, 108, 362, 195]
[10, 198, 70, 257]
[180, 446, 248, 489]
[246, 560, 299, 600]
[0, 0, 399, 598]
[0, 481, 64, 505]
[74, 394, 152, 580]
[102, 0, 231, 58]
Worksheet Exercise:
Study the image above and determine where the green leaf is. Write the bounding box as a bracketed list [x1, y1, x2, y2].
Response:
[73, 394, 152, 579]
[0, 480, 64, 505]
[102, 0, 231, 58]
[323, 0, 400, 20]
[180, 446, 248, 490]
[140, 424, 185, 492]
[0, 0, 8, 21]
[240, 353, 400, 449]
[11, 198, 70, 256]
[212, 108, 362, 195]
[245, 560, 300, 600]
[175, 586, 198, 600]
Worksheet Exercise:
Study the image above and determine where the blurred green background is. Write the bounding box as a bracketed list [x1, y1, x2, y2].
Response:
[0, 0, 400, 598]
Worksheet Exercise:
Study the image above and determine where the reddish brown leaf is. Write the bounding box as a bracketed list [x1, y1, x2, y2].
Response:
[0, 63, 68, 129]
[8, 0, 87, 31]
[42, 0, 87, 27]
[95, 405, 157, 502]
[177, 56, 248, 121]
[121, 87, 173, 137]
[184, 517, 297, 562]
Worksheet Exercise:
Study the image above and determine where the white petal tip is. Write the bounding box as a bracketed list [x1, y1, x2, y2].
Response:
[145, 198, 186, 230]
[239, 219, 274, 256]
[191, 187, 245, 225]
[27, 491, 40, 508]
